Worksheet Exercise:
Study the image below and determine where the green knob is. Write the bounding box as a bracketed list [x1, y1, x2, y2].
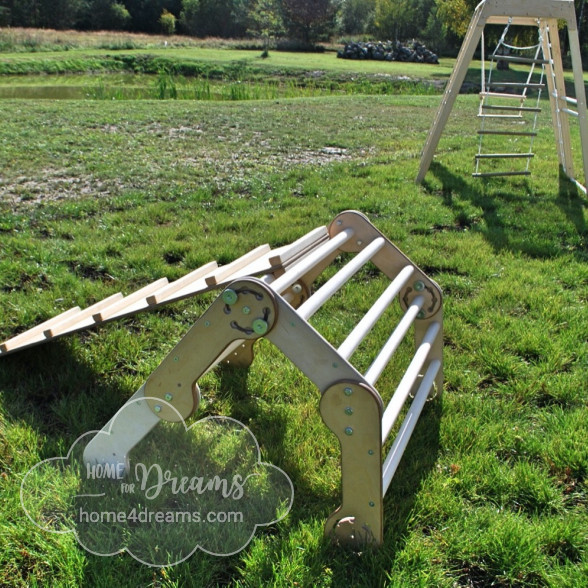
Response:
[252, 319, 269, 335]
[222, 289, 238, 305]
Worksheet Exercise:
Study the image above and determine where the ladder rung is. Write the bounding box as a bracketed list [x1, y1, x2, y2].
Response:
[475, 153, 534, 159]
[472, 171, 532, 177]
[477, 130, 537, 136]
[480, 91, 528, 99]
[478, 114, 523, 119]
[488, 82, 545, 89]
[481, 104, 541, 112]
[490, 55, 549, 65]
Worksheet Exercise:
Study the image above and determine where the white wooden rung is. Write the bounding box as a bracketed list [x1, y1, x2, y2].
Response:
[297, 237, 386, 320]
[382, 359, 441, 495]
[380, 320, 441, 444]
[475, 153, 534, 159]
[268, 229, 355, 295]
[338, 265, 415, 360]
[364, 295, 425, 387]
[480, 91, 528, 99]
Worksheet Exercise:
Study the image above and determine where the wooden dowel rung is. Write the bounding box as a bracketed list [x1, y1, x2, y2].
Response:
[478, 114, 523, 119]
[481, 105, 541, 112]
[475, 153, 534, 159]
[480, 91, 527, 99]
[488, 82, 545, 89]
[472, 171, 532, 177]
[477, 130, 537, 137]
[490, 55, 549, 65]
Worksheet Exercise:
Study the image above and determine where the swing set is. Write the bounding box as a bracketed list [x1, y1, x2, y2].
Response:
[416, 0, 588, 191]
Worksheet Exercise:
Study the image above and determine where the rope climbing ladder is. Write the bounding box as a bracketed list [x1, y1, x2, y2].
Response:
[416, 0, 588, 192]
[474, 20, 546, 178]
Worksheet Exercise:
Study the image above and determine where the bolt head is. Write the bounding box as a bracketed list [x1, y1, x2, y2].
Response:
[222, 289, 238, 305]
[344, 426, 353, 436]
[242, 306, 251, 315]
[252, 319, 268, 335]
[344, 387, 353, 396]
[154, 405, 162, 413]
[344, 406, 354, 416]
[164, 393, 173, 401]
[414, 280, 425, 292]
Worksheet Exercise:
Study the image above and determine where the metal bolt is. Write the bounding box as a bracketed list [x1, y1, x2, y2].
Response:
[292, 283, 303, 294]
[368, 449, 374, 455]
[414, 280, 425, 292]
[336, 220, 343, 225]
[164, 393, 173, 402]
[417, 310, 425, 319]
[357, 240, 363, 246]
[344, 427, 353, 436]
[222, 289, 238, 305]
[344, 387, 353, 396]
[369, 501, 375, 507]
[242, 306, 251, 315]
[204, 320, 211, 327]
[154, 405, 162, 413]
[252, 319, 268, 335]
[344, 406, 354, 416]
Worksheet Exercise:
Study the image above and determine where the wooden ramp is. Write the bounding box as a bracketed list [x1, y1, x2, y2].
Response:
[0, 226, 330, 356]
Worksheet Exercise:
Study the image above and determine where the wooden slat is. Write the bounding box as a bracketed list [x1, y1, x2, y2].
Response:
[0, 306, 81, 353]
[268, 226, 329, 267]
[146, 261, 218, 306]
[92, 278, 169, 322]
[204, 244, 271, 287]
[44, 292, 124, 338]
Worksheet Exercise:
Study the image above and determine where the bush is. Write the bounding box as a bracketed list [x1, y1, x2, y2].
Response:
[159, 10, 176, 35]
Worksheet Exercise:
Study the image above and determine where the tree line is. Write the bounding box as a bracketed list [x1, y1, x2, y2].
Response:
[0, 0, 586, 57]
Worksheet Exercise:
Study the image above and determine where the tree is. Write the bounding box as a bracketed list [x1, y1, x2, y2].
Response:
[247, 0, 284, 52]
[338, 0, 376, 36]
[159, 8, 176, 34]
[281, 0, 337, 44]
[434, 0, 476, 37]
[180, 0, 246, 37]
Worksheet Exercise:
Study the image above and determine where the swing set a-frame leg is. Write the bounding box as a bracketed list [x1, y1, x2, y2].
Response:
[416, 2, 486, 183]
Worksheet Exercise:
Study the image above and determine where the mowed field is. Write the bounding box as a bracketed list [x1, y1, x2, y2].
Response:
[0, 31, 587, 587]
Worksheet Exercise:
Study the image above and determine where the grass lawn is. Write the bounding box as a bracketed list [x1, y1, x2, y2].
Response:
[0, 36, 587, 587]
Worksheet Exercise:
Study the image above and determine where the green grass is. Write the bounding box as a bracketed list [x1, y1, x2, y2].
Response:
[0, 39, 587, 587]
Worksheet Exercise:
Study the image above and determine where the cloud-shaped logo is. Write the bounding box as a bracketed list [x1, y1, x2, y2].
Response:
[21, 399, 294, 567]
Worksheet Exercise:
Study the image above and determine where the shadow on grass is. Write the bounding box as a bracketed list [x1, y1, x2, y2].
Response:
[423, 161, 587, 260]
[1, 336, 441, 584]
